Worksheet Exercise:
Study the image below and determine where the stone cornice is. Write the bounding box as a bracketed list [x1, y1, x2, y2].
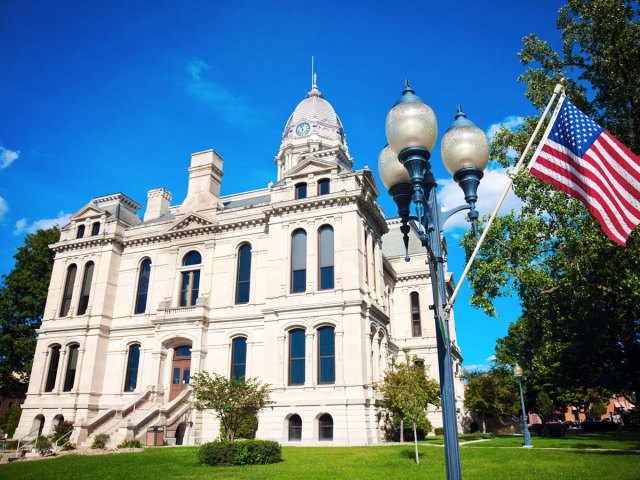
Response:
[51, 235, 122, 254]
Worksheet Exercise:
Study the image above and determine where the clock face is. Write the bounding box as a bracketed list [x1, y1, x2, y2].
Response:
[296, 122, 310, 136]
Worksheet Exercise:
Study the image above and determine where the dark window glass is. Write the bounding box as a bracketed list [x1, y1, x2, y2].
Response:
[91, 222, 100, 236]
[175, 346, 191, 357]
[289, 415, 302, 441]
[173, 367, 180, 384]
[289, 329, 305, 385]
[124, 344, 140, 392]
[134, 259, 152, 314]
[318, 326, 335, 384]
[318, 179, 330, 195]
[77, 262, 94, 315]
[235, 244, 252, 304]
[45, 345, 61, 392]
[411, 292, 422, 337]
[318, 226, 334, 290]
[364, 231, 369, 285]
[319, 414, 333, 441]
[63, 345, 79, 392]
[291, 230, 307, 293]
[182, 251, 202, 266]
[180, 270, 200, 307]
[231, 337, 247, 380]
[295, 183, 307, 200]
[183, 369, 190, 384]
[60, 264, 77, 317]
[76, 225, 85, 239]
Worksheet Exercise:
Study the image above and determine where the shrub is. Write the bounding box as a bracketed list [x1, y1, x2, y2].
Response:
[621, 409, 640, 431]
[581, 421, 619, 432]
[91, 433, 110, 449]
[35, 435, 53, 456]
[198, 440, 281, 466]
[0, 406, 22, 438]
[52, 420, 74, 442]
[434, 427, 444, 436]
[61, 442, 76, 451]
[530, 423, 565, 437]
[117, 439, 142, 449]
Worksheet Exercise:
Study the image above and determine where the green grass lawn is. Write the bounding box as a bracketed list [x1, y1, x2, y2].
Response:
[2, 433, 639, 480]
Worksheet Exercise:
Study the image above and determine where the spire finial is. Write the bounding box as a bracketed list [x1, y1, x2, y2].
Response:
[313, 72, 318, 89]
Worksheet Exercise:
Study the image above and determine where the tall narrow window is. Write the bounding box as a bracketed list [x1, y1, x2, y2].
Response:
[372, 241, 377, 293]
[77, 262, 94, 315]
[60, 264, 77, 317]
[291, 229, 307, 293]
[76, 225, 85, 239]
[410, 292, 422, 337]
[231, 337, 247, 380]
[288, 415, 302, 441]
[180, 251, 201, 307]
[63, 344, 79, 392]
[318, 326, 335, 384]
[91, 222, 100, 236]
[319, 414, 334, 441]
[134, 258, 152, 314]
[235, 244, 252, 304]
[289, 329, 305, 385]
[318, 226, 334, 290]
[295, 183, 307, 200]
[318, 179, 330, 195]
[124, 344, 141, 392]
[44, 345, 61, 392]
[364, 231, 369, 285]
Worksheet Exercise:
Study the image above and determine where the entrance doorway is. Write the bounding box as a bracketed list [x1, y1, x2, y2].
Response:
[169, 345, 191, 401]
[175, 422, 187, 445]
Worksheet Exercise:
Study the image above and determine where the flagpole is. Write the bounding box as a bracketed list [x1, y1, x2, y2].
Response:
[444, 79, 565, 313]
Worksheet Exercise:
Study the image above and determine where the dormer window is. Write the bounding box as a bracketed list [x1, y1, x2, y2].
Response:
[91, 222, 100, 236]
[295, 183, 307, 200]
[76, 225, 85, 239]
[318, 179, 330, 195]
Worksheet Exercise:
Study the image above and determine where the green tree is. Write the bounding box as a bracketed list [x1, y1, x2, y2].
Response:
[190, 372, 271, 442]
[464, 368, 520, 433]
[0, 405, 22, 437]
[535, 391, 556, 423]
[589, 399, 608, 419]
[462, 0, 640, 406]
[0, 227, 60, 397]
[376, 351, 440, 464]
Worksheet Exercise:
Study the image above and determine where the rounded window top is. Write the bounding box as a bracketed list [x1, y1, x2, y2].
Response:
[175, 345, 191, 357]
[182, 251, 202, 266]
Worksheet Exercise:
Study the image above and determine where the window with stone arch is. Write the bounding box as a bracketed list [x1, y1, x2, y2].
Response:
[288, 328, 305, 385]
[76, 225, 85, 239]
[235, 243, 252, 304]
[410, 291, 422, 337]
[63, 343, 80, 392]
[60, 264, 77, 317]
[44, 344, 61, 392]
[91, 222, 100, 236]
[295, 182, 307, 200]
[124, 343, 141, 392]
[317, 178, 330, 195]
[77, 261, 95, 315]
[318, 225, 334, 290]
[288, 414, 302, 441]
[231, 336, 247, 380]
[291, 229, 307, 293]
[318, 413, 333, 441]
[317, 326, 335, 384]
[134, 258, 152, 314]
[180, 251, 201, 307]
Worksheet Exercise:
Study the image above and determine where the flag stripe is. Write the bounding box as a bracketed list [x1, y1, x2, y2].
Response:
[590, 133, 640, 191]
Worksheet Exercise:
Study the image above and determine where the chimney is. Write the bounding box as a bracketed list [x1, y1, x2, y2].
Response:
[144, 188, 172, 221]
[180, 149, 224, 212]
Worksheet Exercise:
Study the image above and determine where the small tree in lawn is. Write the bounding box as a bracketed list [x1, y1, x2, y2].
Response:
[376, 350, 440, 464]
[536, 391, 556, 423]
[190, 372, 271, 442]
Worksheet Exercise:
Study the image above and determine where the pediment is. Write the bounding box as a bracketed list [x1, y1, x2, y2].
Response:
[285, 157, 337, 179]
[70, 204, 107, 220]
[166, 212, 215, 232]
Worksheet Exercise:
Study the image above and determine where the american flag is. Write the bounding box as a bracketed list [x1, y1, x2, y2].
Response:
[529, 96, 640, 246]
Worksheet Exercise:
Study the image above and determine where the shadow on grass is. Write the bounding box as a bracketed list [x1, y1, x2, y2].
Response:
[400, 449, 424, 460]
[570, 450, 640, 456]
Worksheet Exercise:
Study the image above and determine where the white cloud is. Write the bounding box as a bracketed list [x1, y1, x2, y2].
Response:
[486, 116, 525, 141]
[14, 212, 71, 235]
[464, 363, 491, 372]
[0, 146, 19, 169]
[486, 354, 496, 362]
[437, 163, 524, 231]
[0, 196, 8, 221]
[185, 58, 258, 124]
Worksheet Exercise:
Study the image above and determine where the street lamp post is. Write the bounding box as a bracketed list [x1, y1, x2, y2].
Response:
[378, 82, 489, 480]
[514, 363, 533, 448]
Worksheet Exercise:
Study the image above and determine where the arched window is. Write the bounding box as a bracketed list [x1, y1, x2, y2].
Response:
[231, 337, 247, 380]
[318, 226, 334, 290]
[288, 414, 302, 441]
[63, 344, 79, 392]
[124, 344, 141, 392]
[134, 258, 152, 314]
[77, 262, 94, 315]
[76, 225, 85, 239]
[289, 329, 305, 385]
[317, 178, 330, 195]
[410, 292, 422, 337]
[319, 414, 333, 441]
[295, 183, 307, 200]
[235, 244, 252, 304]
[91, 222, 100, 236]
[44, 345, 61, 392]
[291, 229, 307, 293]
[180, 251, 201, 307]
[318, 326, 335, 384]
[60, 264, 77, 317]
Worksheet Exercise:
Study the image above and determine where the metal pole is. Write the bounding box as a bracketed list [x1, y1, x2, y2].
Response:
[517, 376, 533, 448]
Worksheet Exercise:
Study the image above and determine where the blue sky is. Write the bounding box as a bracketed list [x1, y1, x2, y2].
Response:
[0, 0, 564, 371]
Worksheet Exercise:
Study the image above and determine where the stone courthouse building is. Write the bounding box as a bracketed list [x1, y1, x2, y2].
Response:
[15, 80, 465, 446]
